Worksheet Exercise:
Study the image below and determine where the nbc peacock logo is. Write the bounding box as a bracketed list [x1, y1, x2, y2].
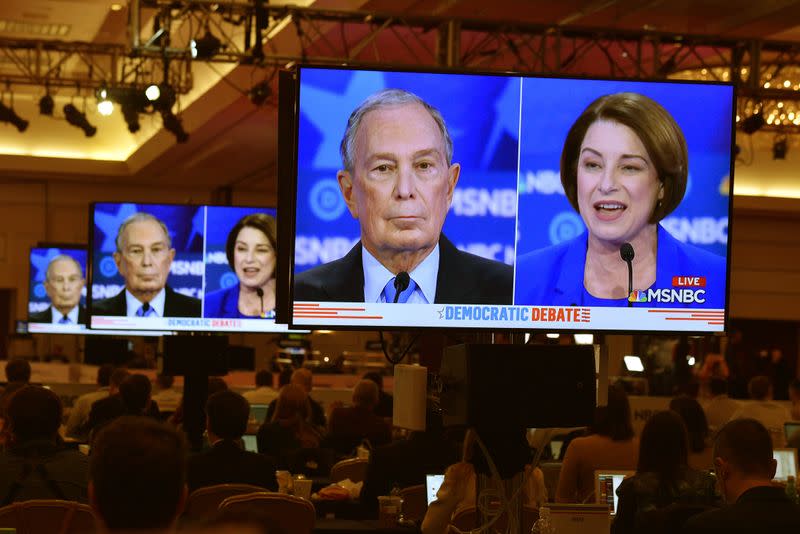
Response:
[628, 290, 648, 303]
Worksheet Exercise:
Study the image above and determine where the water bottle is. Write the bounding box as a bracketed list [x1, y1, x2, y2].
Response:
[786, 475, 799, 505]
[531, 505, 555, 534]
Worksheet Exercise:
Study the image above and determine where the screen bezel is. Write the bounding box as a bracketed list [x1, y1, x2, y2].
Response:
[282, 64, 737, 334]
[87, 201, 297, 334]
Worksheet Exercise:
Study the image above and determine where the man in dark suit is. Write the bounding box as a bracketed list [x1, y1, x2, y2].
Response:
[92, 212, 200, 317]
[187, 390, 277, 493]
[295, 88, 513, 305]
[682, 418, 800, 533]
[29, 255, 87, 325]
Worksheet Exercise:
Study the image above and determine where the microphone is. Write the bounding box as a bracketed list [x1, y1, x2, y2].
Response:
[256, 287, 264, 317]
[620, 243, 634, 308]
[393, 272, 410, 303]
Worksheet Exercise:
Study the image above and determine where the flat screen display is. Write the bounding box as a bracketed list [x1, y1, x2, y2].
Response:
[28, 246, 89, 334]
[287, 66, 734, 332]
[89, 202, 296, 333]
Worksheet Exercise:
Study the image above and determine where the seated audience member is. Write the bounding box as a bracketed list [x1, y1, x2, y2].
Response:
[702, 378, 740, 433]
[730, 375, 791, 446]
[187, 390, 277, 493]
[168, 376, 228, 429]
[0, 386, 89, 504]
[243, 370, 279, 406]
[326, 379, 392, 456]
[612, 411, 716, 534]
[90, 417, 188, 533]
[65, 364, 114, 440]
[671, 396, 714, 471]
[556, 385, 639, 503]
[361, 407, 460, 516]
[421, 429, 548, 534]
[88, 373, 160, 439]
[151, 374, 181, 413]
[789, 378, 800, 421]
[84, 368, 130, 437]
[0, 359, 32, 414]
[266, 368, 326, 428]
[682, 418, 800, 533]
[257, 384, 322, 464]
[363, 371, 393, 419]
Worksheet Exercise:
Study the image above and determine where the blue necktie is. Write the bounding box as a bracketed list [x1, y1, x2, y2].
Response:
[383, 276, 417, 303]
[58, 316, 71, 324]
[137, 302, 156, 317]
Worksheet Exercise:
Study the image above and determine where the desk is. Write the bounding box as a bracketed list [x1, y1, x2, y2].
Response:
[314, 519, 419, 534]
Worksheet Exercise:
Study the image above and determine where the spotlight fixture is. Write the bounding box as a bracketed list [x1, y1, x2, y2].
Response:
[39, 94, 54, 116]
[161, 110, 189, 143]
[249, 80, 272, 106]
[121, 103, 141, 133]
[741, 113, 765, 134]
[0, 100, 29, 132]
[63, 104, 97, 137]
[147, 83, 176, 112]
[145, 84, 160, 102]
[773, 135, 788, 160]
[190, 27, 222, 59]
[97, 99, 114, 116]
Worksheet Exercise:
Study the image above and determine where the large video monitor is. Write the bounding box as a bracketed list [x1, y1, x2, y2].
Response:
[284, 66, 734, 332]
[89, 202, 296, 333]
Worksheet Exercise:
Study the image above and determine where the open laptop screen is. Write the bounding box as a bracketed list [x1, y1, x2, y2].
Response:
[595, 470, 634, 514]
[773, 448, 798, 481]
[426, 474, 445, 505]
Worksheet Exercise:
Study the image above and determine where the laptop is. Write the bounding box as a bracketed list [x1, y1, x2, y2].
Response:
[426, 474, 445, 505]
[250, 404, 270, 424]
[242, 434, 258, 453]
[784, 422, 800, 444]
[773, 448, 798, 481]
[594, 470, 635, 515]
[549, 504, 610, 534]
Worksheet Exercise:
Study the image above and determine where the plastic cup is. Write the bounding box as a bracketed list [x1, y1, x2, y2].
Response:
[377, 495, 403, 527]
[293, 478, 313, 500]
[276, 470, 292, 494]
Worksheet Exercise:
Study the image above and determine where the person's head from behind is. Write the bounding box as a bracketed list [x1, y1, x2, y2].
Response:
[290, 368, 313, 394]
[108, 367, 130, 395]
[208, 376, 229, 395]
[5, 359, 31, 384]
[156, 373, 174, 390]
[593, 384, 634, 441]
[363, 371, 384, 392]
[278, 367, 293, 387]
[637, 410, 689, 481]
[352, 379, 379, 410]
[255, 369, 273, 388]
[709, 377, 728, 398]
[337, 88, 461, 272]
[207, 390, 249, 442]
[669, 395, 709, 453]
[560, 92, 687, 248]
[273, 384, 309, 425]
[226, 213, 277, 293]
[6, 385, 62, 444]
[97, 364, 114, 388]
[713, 418, 776, 503]
[90, 417, 187, 532]
[748, 375, 772, 401]
[119, 374, 152, 415]
[43, 255, 85, 316]
[113, 212, 175, 302]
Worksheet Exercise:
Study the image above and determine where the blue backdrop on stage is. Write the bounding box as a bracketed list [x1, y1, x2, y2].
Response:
[91, 203, 204, 301]
[28, 247, 87, 314]
[515, 78, 733, 259]
[294, 67, 521, 273]
[204, 206, 277, 294]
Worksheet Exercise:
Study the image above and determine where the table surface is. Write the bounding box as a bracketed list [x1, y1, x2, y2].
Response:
[314, 518, 419, 534]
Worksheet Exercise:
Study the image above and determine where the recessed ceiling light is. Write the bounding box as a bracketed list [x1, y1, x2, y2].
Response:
[110, 4, 123, 11]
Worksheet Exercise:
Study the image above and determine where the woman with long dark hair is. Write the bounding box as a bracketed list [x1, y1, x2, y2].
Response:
[670, 396, 713, 470]
[612, 410, 715, 534]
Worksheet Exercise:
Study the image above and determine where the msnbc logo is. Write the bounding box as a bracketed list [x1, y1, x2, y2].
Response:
[628, 288, 707, 304]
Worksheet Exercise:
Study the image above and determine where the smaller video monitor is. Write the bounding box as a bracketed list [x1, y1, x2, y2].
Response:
[773, 448, 798, 482]
[27, 246, 89, 334]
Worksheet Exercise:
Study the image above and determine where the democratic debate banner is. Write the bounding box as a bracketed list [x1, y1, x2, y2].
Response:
[291, 67, 733, 332]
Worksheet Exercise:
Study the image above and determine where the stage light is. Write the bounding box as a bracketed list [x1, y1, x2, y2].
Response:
[741, 113, 765, 134]
[121, 103, 140, 133]
[39, 94, 54, 116]
[145, 84, 160, 102]
[624, 355, 644, 373]
[0, 100, 29, 132]
[161, 110, 189, 143]
[97, 99, 114, 116]
[191, 27, 222, 59]
[773, 135, 788, 160]
[63, 104, 96, 137]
